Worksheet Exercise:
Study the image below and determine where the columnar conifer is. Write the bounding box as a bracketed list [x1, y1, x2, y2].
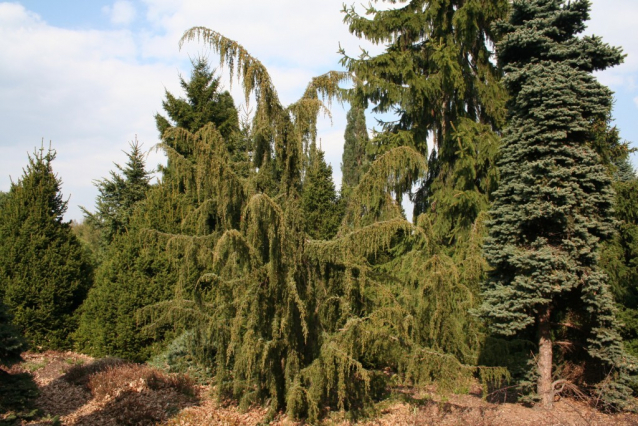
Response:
[341, 105, 371, 198]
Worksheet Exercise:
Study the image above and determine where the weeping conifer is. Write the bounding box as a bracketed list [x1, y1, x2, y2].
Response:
[479, 0, 634, 409]
[338, 0, 509, 369]
[151, 28, 510, 422]
[340, 0, 508, 230]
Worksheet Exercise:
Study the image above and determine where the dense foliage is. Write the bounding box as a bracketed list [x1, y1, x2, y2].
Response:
[479, 0, 634, 409]
[0, 299, 27, 367]
[0, 148, 92, 350]
[2, 0, 636, 420]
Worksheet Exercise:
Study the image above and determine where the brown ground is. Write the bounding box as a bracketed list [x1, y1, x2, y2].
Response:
[2, 351, 638, 426]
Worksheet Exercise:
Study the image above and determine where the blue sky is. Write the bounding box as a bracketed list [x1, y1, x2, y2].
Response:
[1, 0, 637, 221]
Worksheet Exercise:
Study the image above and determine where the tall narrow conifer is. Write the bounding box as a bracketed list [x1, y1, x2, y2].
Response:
[341, 105, 371, 198]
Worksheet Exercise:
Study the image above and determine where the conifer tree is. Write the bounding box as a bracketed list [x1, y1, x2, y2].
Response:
[340, 0, 507, 369]
[83, 139, 152, 245]
[302, 144, 341, 240]
[479, 0, 633, 409]
[76, 60, 244, 361]
[162, 28, 509, 422]
[156, 58, 239, 139]
[601, 161, 638, 356]
[0, 147, 92, 350]
[341, 105, 371, 198]
[341, 0, 508, 232]
[0, 299, 27, 367]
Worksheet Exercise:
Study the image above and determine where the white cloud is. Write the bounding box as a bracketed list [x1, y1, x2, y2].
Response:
[103, 0, 137, 26]
[589, 0, 638, 89]
[0, 3, 180, 219]
[1, 0, 636, 219]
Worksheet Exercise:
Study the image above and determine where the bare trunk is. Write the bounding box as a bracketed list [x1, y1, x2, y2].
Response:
[537, 304, 553, 409]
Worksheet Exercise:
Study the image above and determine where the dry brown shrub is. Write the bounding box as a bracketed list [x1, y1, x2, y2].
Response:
[63, 357, 127, 387]
[87, 364, 195, 401]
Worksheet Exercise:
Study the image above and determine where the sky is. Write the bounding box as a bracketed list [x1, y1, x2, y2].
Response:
[1, 0, 637, 222]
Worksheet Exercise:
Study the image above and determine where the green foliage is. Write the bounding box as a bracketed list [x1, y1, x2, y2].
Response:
[0, 300, 27, 367]
[601, 173, 638, 357]
[479, 0, 634, 408]
[155, 58, 239, 139]
[341, 105, 372, 198]
[82, 139, 152, 247]
[74, 229, 178, 361]
[76, 61, 244, 361]
[144, 29, 514, 421]
[0, 371, 39, 421]
[0, 147, 92, 350]
[340, 0, 508, 228]
[302, 145, 342, 240]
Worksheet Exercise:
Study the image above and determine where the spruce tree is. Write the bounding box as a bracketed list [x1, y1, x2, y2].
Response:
[479, 0, 633, 408]
[340, 0, 507, 369]
[0, 147, 92, 350]
[83, 139, 152, 246]
[341, 0, 508, 231]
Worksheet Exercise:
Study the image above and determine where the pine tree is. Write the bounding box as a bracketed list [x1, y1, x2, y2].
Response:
[0, 147, 92, 350]
[479, 0, 633, 409]
[341, 105, 371, 198]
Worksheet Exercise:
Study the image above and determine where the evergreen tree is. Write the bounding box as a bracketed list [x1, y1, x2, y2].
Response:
[340, 0, 507, 370]
[479, 0, 633, 409]
[83, 139, 152, 246]
[302, 144, 341, 240]
[0, 299, 27, 367]
[341, 0, 508, 232]
[76, 59, 244, 361]
[0, 147, 92, 350]
[601, 163, 638, 357]
[341, 105, 371, 198]
[162, 28, 509, 422]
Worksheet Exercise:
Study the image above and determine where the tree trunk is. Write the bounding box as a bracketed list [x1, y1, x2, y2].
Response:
[537, 304, 553, 409]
